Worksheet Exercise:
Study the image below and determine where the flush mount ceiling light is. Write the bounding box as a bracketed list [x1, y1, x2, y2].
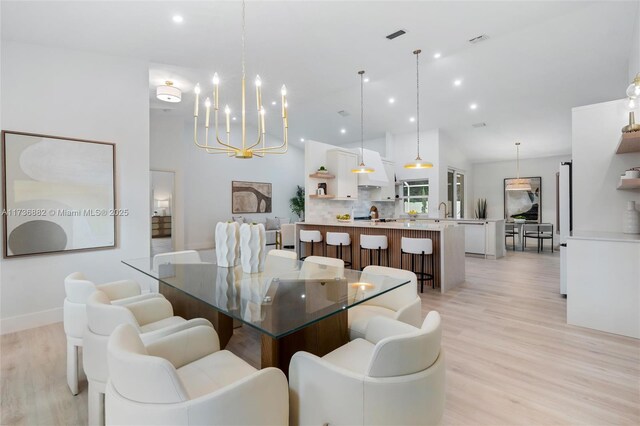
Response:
[505, 142, 532, 191]
[352, 70, 374, 174]
[192, 0, 288, 159]
[405, 49, 433, 170]
[156, 81, 182, 103]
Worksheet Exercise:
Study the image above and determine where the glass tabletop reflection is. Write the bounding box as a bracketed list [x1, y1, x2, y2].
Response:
[122, 250, 410, 339]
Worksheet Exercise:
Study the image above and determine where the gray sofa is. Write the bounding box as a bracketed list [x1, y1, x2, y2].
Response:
[230, 216, 292, 246]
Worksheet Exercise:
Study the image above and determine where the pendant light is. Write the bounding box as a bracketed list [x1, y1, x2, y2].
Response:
[352, 70, 374, 174]
[505, 142, 531, 191]
[404, 49, 433, 169]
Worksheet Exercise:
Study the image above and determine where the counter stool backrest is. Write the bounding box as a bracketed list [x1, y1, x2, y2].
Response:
[360, 235, 388, 250]
[401, 237, 433, 255]
[326, 232, 351, 246]
[300, 230, 322, 243]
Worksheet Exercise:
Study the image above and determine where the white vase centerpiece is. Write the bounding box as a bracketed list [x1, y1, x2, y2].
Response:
[215, 221, 240, 267]
[623, 201, 640, 234]
[240, 223, 266, 274]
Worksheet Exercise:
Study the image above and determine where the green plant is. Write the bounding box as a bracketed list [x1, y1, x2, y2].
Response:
[318, 166, 327, 171]
[514, 215, 526, 219]
[290, 185, 305, 219]
[475, 198, 487, 219]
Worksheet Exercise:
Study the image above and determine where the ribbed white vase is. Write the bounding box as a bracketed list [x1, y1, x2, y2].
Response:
[215, 222, 239, 267]
[240, 223, 266, 274]
[623, 201, 640, 234]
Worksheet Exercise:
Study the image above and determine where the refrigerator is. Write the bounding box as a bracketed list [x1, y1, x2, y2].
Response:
[558, 161, 572, 296]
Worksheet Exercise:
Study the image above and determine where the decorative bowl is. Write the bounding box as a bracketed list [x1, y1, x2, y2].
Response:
[337, 219, 352, 223]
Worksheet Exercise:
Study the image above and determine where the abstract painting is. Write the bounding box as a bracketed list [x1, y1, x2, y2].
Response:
[232, 181, 272, 213]
[2, 131, 116, 257]
[504, 177, 541, 223]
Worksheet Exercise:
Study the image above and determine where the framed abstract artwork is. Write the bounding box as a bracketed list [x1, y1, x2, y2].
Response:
[232, 181, 272, 213]
[503, 176, 542, 223]
[2, 131, 116, 257]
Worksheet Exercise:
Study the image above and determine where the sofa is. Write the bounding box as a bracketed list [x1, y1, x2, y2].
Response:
[230, 216, 292, 246]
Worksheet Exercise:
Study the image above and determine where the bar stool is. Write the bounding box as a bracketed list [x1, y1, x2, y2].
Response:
[400, 237, 434, 292]
[359, 235, 389, 270]
[299, 230, 324, 260]
[326, 232, 352, 268]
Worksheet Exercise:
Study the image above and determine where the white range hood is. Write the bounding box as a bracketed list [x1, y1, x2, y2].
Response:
[356, 149, 388, 187]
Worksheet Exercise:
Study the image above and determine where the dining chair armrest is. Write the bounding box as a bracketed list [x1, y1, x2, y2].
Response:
[365, 316, 418, 344]
[140, 317, 213, 344]
[394, 296, 422, 328]
[145, 325, 219, 369]
[97, 279, 141, 300]
[111, 292, 164, 306]
[125, 297, 174, 326]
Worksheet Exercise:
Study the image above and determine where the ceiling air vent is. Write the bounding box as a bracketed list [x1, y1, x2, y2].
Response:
[472, 122, 487, 128]
[468, 34, 489, 44]
[337, 110, 350, 117]
[386, 30, 406, 40]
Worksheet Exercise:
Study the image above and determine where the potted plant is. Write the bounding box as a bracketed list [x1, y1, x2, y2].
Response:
[317, 166, 328, 174]
[475, 198, 487, 219]
[290, 185, 305, 221]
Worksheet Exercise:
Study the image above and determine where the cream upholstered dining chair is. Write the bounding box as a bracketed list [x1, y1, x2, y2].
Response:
[152, 250, 203, 272]
[299, 256, 344, 279]
[84, 290, 212, 426]
[63, 272, 159, 395]
[348, 265, 422, 340]
[289, 312, 445, 426]
[105, 323, 289, 426]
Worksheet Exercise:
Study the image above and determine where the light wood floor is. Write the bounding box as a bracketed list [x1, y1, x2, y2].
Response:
[2, 251, 639, 425]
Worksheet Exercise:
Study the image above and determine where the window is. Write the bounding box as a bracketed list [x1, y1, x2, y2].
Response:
[402, 179, 429, 214]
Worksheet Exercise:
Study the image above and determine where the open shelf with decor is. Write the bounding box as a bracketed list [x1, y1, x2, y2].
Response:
[616, 132, 640, 154]
[308, 172, 335, 179]
[617, 178, 640, 190]
[309, 194, 335, 199]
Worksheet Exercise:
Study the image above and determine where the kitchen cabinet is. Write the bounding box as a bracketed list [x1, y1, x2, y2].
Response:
[327, 149, 359, 200]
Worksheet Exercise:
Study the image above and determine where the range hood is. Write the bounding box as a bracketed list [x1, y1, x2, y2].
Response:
[356, 149, 388, 187]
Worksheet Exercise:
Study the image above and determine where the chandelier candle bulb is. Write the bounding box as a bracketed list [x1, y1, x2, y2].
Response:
[205, 98, 211, 128]
[281, 85, 287, 118]
[255, 75, 262, 110]
[225, 105, 231, 133]
[194, 85, 200, 117]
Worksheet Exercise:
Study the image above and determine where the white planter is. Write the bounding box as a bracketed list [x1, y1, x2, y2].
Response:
[215, 222, 239, 267]
[623, 201, 640, 234]
[240, 223, 266, 274]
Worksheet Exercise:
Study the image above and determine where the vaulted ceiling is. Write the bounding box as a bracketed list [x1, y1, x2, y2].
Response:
[3, 1, 638, 162]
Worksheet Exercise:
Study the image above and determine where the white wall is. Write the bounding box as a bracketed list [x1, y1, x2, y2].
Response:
[629, 2, 640, 82]
[0, 42, 150, 333]
[149, 114, 305, 250]
[572, 99, 640, 233]
[471, 154, 570, 227]
[341, 136, 387, 157]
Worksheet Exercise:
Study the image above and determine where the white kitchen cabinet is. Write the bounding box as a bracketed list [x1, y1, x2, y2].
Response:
[375, 161, 396, 202]
[327, 149, 359, 200]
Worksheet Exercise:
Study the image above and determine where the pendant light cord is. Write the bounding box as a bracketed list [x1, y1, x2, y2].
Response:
[241, 0, 246, 79]
[516, 142, 520, 178]
[360, 71, 365, 163]
[415, 50, 421, 159]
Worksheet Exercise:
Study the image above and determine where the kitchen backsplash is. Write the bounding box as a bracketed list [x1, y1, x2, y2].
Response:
[305, 187, 396, 222]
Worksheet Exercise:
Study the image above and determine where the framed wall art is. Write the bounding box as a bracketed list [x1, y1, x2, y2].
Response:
[503, 176, 542, 223]
[232, 181, 272, 214]
[2, 131, 116, 257]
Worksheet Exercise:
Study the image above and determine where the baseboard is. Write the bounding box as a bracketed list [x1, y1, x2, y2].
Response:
[0, 307, 63, 335]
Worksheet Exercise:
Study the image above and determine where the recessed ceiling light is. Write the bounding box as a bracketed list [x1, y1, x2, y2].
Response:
[364, 77, 370, 83]
[340, 128, 346, 134]
[232, 116, 237, 121]
[388, 97, 395, 104]
[271, 101, 277, 105]
[300, 138, 305, 142]
[172, 15, 184, 23]
[469, 103, 478, 110]
[433, 52, 442, 59]
[409, 117, 415, 122]
[453, 79, 462, 86]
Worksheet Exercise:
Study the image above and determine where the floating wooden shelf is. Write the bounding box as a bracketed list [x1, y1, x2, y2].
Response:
[617, 178, 640, 190]
[616, 132, 640, 154]
[308, 172, 335, 179]
[309, 194, 335, 199]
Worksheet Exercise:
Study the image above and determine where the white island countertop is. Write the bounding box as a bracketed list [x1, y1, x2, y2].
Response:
[298, 221, 453, 231]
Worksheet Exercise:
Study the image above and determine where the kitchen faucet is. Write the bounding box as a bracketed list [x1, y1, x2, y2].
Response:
[438, 202, 449, 218]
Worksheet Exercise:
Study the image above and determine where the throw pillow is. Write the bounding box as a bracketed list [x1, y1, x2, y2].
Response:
[276, 216, 291, 225]
[232, 216, 244, 224]
[265, 217, 279, 231]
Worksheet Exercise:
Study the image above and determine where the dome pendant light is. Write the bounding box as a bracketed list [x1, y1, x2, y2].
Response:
[404, 49, 433, 169]
[505, 142, 531, 191]
[352, 70, 374, 174]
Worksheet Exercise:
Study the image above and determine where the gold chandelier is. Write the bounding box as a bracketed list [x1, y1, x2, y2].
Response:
[192, 0, 288, 159]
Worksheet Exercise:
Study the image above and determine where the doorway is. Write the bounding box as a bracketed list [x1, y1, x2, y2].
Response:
[150, 170, 175, 257]
[447, 169, 465, 219]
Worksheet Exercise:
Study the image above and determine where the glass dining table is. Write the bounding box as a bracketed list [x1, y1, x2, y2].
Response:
[123, 250, 410, 370]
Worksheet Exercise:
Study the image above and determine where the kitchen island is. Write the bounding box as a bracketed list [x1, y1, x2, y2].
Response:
[296, 221, 466, 293]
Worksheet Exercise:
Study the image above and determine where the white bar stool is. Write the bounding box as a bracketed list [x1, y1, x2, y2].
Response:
[299, 230, 324, 260]
[400, 237, 434, 292]
[359, 235, 389, 270]
[326, 232, 352, 268]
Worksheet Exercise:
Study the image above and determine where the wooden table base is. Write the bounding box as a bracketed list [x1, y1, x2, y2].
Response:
[159, 282, 234, 349]
[261, 309, 348, 372]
